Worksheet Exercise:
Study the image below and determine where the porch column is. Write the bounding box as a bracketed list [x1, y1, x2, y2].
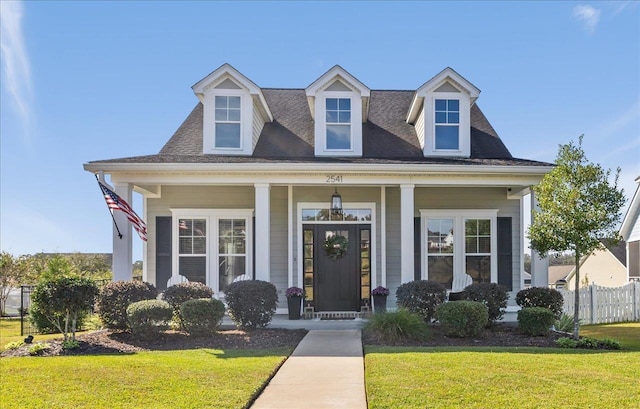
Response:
[255, 183, 270, 282]
[530, 192, 549, 287]
[400, 184, 415, 284]
[112, 182, 133, 281]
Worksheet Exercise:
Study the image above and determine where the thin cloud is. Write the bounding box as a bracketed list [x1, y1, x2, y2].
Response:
[595, 99, 640, 141]
[0, 0, 33, 140]
[572, 4, 601, 34]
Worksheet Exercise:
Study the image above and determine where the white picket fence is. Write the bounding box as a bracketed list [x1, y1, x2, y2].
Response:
[559, 282, 640, 324]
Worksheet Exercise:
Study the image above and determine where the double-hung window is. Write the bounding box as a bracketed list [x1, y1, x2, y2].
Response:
[215, 96, 241, 148]
[326, 98, 351, 150]
[173, 209, 252, 293]
[421, 210, 497, 289]
[434, 99, 460, 150]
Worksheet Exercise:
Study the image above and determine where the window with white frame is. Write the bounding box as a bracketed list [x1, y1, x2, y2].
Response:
[421, 210, 497, 289]
[214, 96, 241, 148]
[326, 98, 351, 150]
[172, 210, 252, 293]
[434, 99, 460, 150]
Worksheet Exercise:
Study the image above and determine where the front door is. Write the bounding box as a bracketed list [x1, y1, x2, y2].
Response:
[315, 224, 359, 311]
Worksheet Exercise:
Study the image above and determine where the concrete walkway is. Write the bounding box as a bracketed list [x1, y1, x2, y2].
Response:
[250, 330, 367, 409]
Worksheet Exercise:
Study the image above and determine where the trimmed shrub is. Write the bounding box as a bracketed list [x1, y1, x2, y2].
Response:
[126, 299, 173, 339]
[556, 337, 578, 348]
[225, 280, 278, 329]
[96, 281, 157, 330]
[180, 298, 226, 336]
[462, 282, 508, 325]
[515, 287, 564, 319]
[396, 280, 447, 322]
[163, 282, 214, 310]
[437, 301, 489, 338]
[364, 309, 430, 343]
[30, 276, 99, 341]
[517, 307, 555, 336]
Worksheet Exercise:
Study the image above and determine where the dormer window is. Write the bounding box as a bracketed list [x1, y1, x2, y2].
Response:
[215, 96, 241, 148]
[434, 99, 460, 150]
[407, 67, 480, 158]
[305, 65, 370, 157]
[326, 98, 351, 150]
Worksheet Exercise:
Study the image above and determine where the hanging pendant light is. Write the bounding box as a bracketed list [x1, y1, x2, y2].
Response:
[331, 187, 342, 214]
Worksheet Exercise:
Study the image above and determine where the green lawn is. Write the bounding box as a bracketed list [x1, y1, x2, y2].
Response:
[365, 322, 640, 409]
[1, 318, 91, 351]
[1, 348, 290, 408]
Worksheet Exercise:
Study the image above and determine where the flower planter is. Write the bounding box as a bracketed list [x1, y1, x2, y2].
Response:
[373, 294, 387, 313]
[287, 296, 302, 320]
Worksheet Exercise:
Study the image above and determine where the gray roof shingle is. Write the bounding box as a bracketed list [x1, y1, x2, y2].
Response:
[89, 88, 549, 166]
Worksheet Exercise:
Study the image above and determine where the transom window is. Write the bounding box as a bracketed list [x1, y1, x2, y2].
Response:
[215, 96, 241, 148]
[434, 99, 459, 150]
[326, 98, 351, 150]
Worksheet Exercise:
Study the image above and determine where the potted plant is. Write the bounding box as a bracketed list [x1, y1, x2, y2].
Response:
[371, 286, 390, 313]
[285, 287, 305, 320]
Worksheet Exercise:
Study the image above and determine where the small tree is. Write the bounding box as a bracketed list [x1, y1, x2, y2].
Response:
[31, 276, 99, 341]
[528, 136, 625, 338]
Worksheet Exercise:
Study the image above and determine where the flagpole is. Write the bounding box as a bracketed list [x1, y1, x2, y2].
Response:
[96, 174, 123, 239]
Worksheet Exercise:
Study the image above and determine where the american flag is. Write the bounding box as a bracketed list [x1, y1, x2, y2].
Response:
[98, 180, 147, 241]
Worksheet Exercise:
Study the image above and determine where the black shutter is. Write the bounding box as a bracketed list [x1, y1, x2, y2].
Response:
[156, 216, 172, 291]
[414, 217, 421, 281]
[497, 217, 513, 291]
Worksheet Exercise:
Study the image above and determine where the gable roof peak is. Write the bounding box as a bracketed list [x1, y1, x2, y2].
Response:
[305, 65, 370, 97]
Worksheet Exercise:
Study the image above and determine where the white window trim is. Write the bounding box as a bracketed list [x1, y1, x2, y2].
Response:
[324, 96, 353, 152]
[313, 90, 363, 156]
[296, 202, 376, 292]
[171, 208, 253, 295]
[203, 87, 254, 155]
[214, 95, 242, 150]
[420, 209, 498, 286]
[422, 91, 471, 157]
[433, 98, 460, 152]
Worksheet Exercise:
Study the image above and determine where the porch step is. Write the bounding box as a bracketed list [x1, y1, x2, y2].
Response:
[310, 311, 369, 320]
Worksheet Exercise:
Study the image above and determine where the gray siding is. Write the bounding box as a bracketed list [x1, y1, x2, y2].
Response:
[415, 109, 425, 150]
[269, 186, 289, 308]
[252, 104, 266, 151]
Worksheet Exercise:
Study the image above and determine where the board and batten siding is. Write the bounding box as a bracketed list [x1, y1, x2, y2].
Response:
[145, 185, 254, 288]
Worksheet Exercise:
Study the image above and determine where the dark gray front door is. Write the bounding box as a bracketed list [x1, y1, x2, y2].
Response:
[315, 224, 359, 311]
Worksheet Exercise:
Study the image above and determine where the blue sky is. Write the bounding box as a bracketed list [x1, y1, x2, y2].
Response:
[1, 1, 638, 260]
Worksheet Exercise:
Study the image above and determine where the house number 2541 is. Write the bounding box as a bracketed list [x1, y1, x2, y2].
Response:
[326, 175, 343, 183]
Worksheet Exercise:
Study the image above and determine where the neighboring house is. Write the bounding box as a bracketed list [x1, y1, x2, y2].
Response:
[548, 265, 574, 289]
[561, 242, 628, 289]
[620, 176, 640, 282]
[84, 64, 553, 313]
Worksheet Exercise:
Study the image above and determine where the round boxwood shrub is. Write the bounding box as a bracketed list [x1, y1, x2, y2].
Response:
[462, 282, 508, 325]
[396, 280, 447, 322]
[180, 298, 226, 336]
[126, 299, 173, 339]
[515, 287, 564, 319]
[437, 301, 489, 338]
[364, 309, 430, 343]
[517, 307, 555, 336]
[225, 280, 278, 329]
[96, 281, 157, 330]
[163, 282, 214, 310]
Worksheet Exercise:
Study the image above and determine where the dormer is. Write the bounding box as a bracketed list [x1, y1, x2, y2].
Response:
[305, 66, 370, 157]
[192, 64, 272, 155]
[407, 67, 480, 158]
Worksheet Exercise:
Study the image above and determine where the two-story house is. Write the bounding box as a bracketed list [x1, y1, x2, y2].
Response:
[84, 64, 553, 314]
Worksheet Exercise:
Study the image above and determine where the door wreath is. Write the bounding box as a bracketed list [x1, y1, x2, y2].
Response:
[324, 234, 349, 260]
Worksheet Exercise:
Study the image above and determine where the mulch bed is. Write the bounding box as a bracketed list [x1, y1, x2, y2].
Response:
[2, 323, 570, 357]
[1, 328, 308, 358]
[363, 323, 569, 348]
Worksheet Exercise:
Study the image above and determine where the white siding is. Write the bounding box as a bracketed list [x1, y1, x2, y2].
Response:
[252, 102, 266, 150]
[630, 212, 640, 242]
[414, 109, 425, 150]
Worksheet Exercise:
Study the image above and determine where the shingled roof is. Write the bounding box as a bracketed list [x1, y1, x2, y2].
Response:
[89, 88, 550, 166]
